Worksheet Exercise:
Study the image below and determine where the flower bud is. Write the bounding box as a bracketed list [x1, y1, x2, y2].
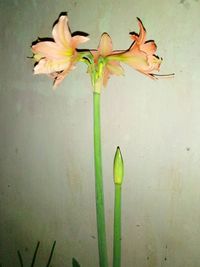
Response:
[113, 147, 124, 185]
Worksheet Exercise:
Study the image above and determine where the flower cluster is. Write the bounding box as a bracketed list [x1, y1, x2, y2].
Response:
[31, 14, 164, 91]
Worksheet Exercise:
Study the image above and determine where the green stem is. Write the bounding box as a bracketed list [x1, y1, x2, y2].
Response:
[93, 92, 108, 267]
[113, 184, 122, 267]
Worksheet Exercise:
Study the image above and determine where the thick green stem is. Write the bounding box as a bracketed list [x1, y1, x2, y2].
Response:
[93, 92, 108, 267]
[113, 184, 122, 267]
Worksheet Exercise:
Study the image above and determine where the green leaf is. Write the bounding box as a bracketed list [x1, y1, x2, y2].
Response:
[72, 258, 81, 267]
[30, 241, 40, 267]
[17, 250, 24, 267]
[46, 241, 56, 267]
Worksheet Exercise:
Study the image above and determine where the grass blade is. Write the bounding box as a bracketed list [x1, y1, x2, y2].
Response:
[17, 250, 24, 267]
[46, 241, 56, 267]
[72, 258, 81, 267]
[30, 241, 40, 267]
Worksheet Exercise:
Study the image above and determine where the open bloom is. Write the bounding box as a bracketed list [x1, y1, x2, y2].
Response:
[32, 15, 89, 87]
[108, 18, 162, 79]
[89, 33, 124, 88]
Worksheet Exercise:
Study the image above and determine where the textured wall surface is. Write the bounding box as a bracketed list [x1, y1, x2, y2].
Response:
[1, 0, 200, 266]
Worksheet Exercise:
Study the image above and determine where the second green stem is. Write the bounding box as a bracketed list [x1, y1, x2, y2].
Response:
[113, 184, 122, 267]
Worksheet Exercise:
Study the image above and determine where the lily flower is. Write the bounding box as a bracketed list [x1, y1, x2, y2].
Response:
[89, 33, 124, 89]
[108, 18, 162, 79]
[32, 15, 89, 87]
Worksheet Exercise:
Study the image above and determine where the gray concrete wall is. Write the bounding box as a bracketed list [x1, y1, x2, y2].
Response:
[1, 0, 200, 266]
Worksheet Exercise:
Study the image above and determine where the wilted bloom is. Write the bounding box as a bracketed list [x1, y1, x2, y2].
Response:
[89, 33, 124, 89]
[109, 18, 162, 79]
[32, 15, 89, 87]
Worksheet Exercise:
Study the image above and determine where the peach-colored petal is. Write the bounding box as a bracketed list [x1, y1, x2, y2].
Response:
[129, 18, 146, 45]
[90, 50, 99, 63]
[124, 52, 162, 77]
[72, 35, 90, 48]
[53, 64, 75, 88]
[98, 33, 112, 56]
[32, 41, 67, 60]
[34, 58, 70, 74]
[90, 33, 125, 88]
[103, 68, 110, 86]
[31, 14, 86, 87]
[107, 62, 124, 76]
[123, 52, 148, 69]
[136, 69, 158, 79]
[129, 32, 139, 42]
[128, 40, 141, 54]
[117, 18, 163, 80]
[102, 64, 124, 86]
[146, 55, 162, 71]
[128, 43, 147, 58]
[52, 15, 72, 48]
[136, 18, 146, 45]
[140, 41, 157, 54]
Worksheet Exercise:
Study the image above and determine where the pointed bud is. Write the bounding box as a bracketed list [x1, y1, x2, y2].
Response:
[113, 147, 124, 185]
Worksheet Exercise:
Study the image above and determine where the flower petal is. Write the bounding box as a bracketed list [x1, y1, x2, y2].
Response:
[120, 50, 149, 70]
[128, 42, 143, 55]
[146, 55, 162, 71]
[141, 41, 157, 54]
[98, 33, 113, 56]
[34, 58, 70, 74]
[72, 35, 90, 49]
[90, 50, 99, 63]
[53, 64, 75, 87]
[103, 68, 110, 86]
[136, 18, 146, 45]
[107, 62, 124, 76]
[136, 69, 158, 79]
[32, 41, 67, 60]
[123, 51, 162, 77]
[129, 32, 139, 42]
[52, 15, 72, 48]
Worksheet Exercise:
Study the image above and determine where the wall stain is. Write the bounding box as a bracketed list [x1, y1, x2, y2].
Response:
[157, 164, 183, 194]
[72, 0, 77, 7]
[170, 166, 182, 193]
[65, 147, 83, 203]
[144, 216, 158, 267]
[179, 0, 199, 8]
